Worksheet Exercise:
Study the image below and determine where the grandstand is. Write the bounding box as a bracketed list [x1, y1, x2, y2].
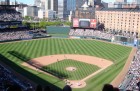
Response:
[69, 29, 113, 41]
[0, 3, 23, 28]
[119, 50, 140, 90]
[0, 62, 34, 91]
[0, 0, 140, 91]
[0, 8, 22, 21]
[0, 2, 50, 42]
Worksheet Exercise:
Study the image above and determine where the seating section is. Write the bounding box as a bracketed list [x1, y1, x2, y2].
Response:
[69, 29, 114, 40]
[119, 50, 140, 90]
[0, 8, 22, 21]
[0, 64, 33, 91]
[0, 30, 33, 41]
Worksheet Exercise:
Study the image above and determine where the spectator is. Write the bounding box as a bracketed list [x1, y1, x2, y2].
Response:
[137, 79, 140, 91]
[44, 86, 51, 91]
[7, 85, 22, 91]
[113, 87, 120, 91]
[119, 50, 140, 90]
[0, 29, 33, 41]
[102, 84, 114, 91]
[0, 8, 22, 21]
[35, 84, 43, 91]
[63, 85, 72, 91]
[0, 64, 34, 91]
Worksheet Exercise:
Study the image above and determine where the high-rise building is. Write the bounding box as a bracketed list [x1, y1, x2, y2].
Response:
[114, 0, 127, 8]
[57, 0, 63, 19]
[38, 0, 58, 13]
[24, 6, 39, 17]
[94, 0, 101, 5]
[133, 0, 140, 4]
[63, 0, 76, 19]
[34, 0, 41, 7]
[116, 0, 127, 3]
[5, 0, 10, 5]
[44, 0, 58, 13]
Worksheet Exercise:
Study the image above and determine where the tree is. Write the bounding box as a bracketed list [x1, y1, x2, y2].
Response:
[24, 16, 32, 21]
[39, 21, 47, 29]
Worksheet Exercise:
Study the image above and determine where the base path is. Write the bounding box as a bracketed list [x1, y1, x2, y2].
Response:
[22, 54, 113, 88]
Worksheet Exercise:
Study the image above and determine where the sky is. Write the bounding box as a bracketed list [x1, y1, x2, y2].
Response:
[10, 0, 132, 5]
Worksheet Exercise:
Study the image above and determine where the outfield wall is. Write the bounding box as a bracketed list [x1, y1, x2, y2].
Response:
[46, 26, 70, 35]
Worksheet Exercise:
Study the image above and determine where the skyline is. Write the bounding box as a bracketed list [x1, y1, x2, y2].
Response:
[9, 0, 133, 5]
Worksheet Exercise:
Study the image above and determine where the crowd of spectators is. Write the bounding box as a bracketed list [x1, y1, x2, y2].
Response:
[0, 64, 33, 91]
[0, 8, 22, 21]
[69, 29, 114, 40]
[0, 29, 33, 41]
[69, 29, 139, 41]
[119, 50, 140, 91]
[0, 28, 50, 42]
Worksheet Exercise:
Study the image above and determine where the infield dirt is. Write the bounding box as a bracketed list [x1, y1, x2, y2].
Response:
[22, 54, 113, 88]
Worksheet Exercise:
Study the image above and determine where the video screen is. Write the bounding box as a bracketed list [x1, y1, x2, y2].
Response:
[79, 21, 90, 28]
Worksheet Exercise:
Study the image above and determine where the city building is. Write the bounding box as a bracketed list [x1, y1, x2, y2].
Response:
[58, 4, 63, 19]
[53, 0, 58, 13]
[23, 6, 39, 17]
[116, 0, 127, 3]
[108, 2, 115, 8]
[133, 0, 140, 7]
[114, 2, 123, 8]
[5, 0, 10, 5]
[96, 8, 140, 37]
[76, 0, 86, 8]
[45, 10, 56, 19]
[133, 0, 140, 4]
[63, 0, 76, 19]
[10, 1, 16, 5]
[122, 3, 138, 8]
[43, 0, 58, 13]
[94, 0, 101, 5]
[0, 0, 6, 5]
[102, 1, 108, 8]
[34, 0, 41, 7]
[38, 9, 45, 19]
[16, 3, 28, 17]
[114, 0, 127, 8]
[73, 1, 95, 19]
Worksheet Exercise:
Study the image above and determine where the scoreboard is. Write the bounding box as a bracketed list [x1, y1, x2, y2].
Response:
[73, 18, 96, 28]
[79, 21, 90, 28]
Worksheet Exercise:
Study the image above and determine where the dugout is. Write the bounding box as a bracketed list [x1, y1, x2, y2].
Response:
[113, 35, 140, 47]
[46, 26, 70, 38]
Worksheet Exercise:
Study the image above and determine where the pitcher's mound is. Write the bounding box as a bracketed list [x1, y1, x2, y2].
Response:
[66, 67, 77, 71]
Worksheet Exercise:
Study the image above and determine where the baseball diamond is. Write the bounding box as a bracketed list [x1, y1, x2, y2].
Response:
[0, 38, 133, 91]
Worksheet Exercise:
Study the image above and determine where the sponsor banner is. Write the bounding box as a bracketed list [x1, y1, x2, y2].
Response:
[73, 18, 79, 27]
[90, 19, 96, 28]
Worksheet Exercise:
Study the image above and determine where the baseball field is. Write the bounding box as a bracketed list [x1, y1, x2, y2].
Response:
[0, 38, 132, 91]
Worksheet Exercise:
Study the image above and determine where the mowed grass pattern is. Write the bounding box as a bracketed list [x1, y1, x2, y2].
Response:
[0, 38, 132, 91]
[42, 59, 100, 80]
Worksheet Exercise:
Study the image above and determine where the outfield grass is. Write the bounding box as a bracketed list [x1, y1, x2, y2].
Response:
[0, 38, 132, 91]
[42, 59, 100, 80]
